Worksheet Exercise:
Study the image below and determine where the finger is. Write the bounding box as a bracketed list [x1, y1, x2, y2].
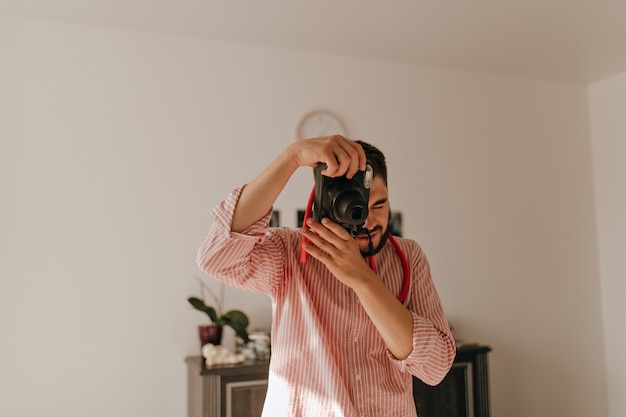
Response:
[338, 140, 365, 179]
[302, 225, 336, 252]
[301, 227, 339, 260]
[319, 217, 353, 240]
[301, 240, 329, 263]
[320, 145, 351, 177]
[317, 135, 365, 178]
[333, 151, 354, 178]
[305, 217, 350, 243]
[294, 136, 346, 171]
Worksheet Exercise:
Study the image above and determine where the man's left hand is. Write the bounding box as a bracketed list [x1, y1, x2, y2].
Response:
[301, 217, 375, 288]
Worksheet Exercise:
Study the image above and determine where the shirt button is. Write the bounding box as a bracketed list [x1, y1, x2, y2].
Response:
[355, 374, 361, 381]
[353, 336, 358, 343]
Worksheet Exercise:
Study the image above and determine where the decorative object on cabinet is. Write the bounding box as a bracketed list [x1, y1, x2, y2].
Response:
[198, 324, 223, 349]
[185, 344, 491, 417]
[237, 330, 272, 361]
[413, 344, 492, 417]
[201, 344, 245, 367]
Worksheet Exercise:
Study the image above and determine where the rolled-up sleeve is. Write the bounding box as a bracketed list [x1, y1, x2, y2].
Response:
[196, 185, 285, 295]
[387, 244, 456, 386]
[388, 313, 456, 385]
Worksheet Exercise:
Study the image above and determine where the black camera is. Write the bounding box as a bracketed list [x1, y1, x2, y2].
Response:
[313, 162, 374, 237]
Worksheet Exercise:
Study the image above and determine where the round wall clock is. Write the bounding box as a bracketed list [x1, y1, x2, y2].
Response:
[296, 110, 347, 140]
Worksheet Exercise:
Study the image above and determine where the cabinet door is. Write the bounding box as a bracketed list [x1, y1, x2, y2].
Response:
[413, 362, 474, 417]
[224, 379, 268, 417]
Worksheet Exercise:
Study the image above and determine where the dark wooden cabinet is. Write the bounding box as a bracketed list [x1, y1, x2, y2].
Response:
[186, 344, 491, 417]
[186, 357, 270, 417]
[413, 345, 492, 417]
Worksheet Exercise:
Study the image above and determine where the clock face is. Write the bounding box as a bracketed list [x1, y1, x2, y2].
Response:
[297, 110, 346, 140]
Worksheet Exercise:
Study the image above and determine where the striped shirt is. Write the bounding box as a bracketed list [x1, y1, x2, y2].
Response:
[196, 186, 456, 417]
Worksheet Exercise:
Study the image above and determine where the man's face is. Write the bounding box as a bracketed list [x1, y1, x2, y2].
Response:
[355, 176, 390, 254]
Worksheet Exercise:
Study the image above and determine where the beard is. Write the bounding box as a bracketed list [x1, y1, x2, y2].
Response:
[359, 225, 390, 257]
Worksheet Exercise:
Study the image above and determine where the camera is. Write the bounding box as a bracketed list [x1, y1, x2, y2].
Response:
[313, 162, 374, 237]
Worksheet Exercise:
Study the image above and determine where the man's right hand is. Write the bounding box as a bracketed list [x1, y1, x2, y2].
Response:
[289, 135, 367, 179]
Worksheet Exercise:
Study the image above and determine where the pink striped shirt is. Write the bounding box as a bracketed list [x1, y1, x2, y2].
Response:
[197, 186, 456, 417]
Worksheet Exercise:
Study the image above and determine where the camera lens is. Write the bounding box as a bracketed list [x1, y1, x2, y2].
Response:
[333, 190, 368, 225]
[351, 206, 363, 221]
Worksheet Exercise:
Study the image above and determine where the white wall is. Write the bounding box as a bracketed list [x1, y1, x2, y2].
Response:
[0, 15, 609, 417]
[589, 73, 626, 417]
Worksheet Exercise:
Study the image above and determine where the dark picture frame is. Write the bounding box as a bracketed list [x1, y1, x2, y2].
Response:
[389, 211, 403, 237]
[297, 209, 306, 228]
[270, 210, 280, 228]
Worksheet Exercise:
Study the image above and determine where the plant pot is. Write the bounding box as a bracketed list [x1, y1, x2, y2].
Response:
[198, 324, 223, 348]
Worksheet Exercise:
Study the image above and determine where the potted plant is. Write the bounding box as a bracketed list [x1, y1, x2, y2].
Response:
[188, 278, 250, 346]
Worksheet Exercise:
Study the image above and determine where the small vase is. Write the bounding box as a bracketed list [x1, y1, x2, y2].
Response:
[198, 324, 223, 349]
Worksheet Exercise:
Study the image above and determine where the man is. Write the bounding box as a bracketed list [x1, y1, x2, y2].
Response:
[197, 135, 455, 417]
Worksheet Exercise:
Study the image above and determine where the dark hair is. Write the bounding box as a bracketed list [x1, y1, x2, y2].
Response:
[356, 140, 387, 186]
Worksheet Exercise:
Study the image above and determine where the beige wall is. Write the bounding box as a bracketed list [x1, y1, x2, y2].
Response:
[589, 73, 626, 417]
[1, 14, 609, 417]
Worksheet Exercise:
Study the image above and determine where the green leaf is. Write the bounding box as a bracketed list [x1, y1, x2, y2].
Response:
[187, 297, 218, 323]
[223, 310, 250, 343]
[223, 310, 249, 328]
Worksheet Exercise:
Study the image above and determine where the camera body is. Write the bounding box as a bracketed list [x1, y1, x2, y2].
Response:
[313, 162, 374, 237]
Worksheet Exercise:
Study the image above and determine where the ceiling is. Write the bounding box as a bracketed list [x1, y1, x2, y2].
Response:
[2, 0, 626, 84]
